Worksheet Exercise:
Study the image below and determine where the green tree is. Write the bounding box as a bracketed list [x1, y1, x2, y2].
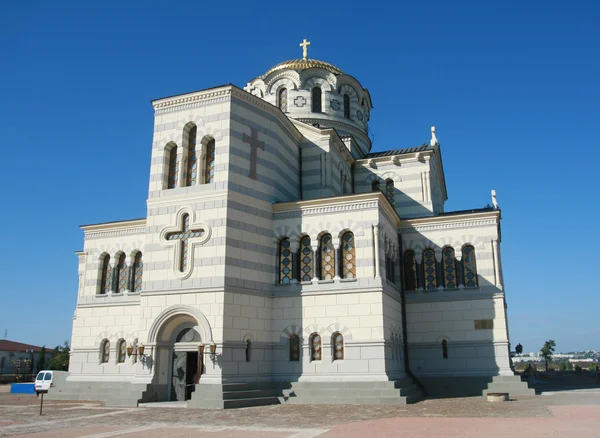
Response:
[48, 341, 70, 371]
[566, 361, 573, 371]
[36, 346, 47, 372]
[540, 339, 556, 372]
[559, 362, 567, 371]
[589, 363, 597, 372]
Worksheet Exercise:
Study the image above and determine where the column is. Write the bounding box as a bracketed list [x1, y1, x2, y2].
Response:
[492, 239, 503, 289]
[177, 148, 185, 188]
[311, 242, 319, 282]
[334, 242, 341, 280]
[125, 262, 133, 294]
[373, 225, 381, 278]
[290, 240, 298, 283]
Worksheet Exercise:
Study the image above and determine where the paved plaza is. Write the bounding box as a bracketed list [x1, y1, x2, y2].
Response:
[1, 385, 599, 437]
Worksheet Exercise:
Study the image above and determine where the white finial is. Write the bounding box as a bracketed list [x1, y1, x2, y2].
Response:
[430, 126, 439, 146]
[300, 39, 311, 59]
[491, 190, 499, 209]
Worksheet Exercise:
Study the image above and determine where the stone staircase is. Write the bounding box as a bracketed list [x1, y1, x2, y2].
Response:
[482, 375, 535, 396]
[188, 382, 283, 409]
[279, 378, 424, 405]
[46, 381, 152, 407]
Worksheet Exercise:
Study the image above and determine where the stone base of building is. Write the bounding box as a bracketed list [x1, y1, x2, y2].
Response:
[418, 375, 534, 398]
[46, 380, 152, 407]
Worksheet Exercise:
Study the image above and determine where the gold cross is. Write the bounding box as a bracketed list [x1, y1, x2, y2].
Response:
[299, 39, 310, 59]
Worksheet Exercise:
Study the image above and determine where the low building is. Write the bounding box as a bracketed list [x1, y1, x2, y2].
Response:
[0, 340, 52, 378]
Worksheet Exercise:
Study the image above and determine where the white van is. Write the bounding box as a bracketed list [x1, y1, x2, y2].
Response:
[34, 370, 54, 395]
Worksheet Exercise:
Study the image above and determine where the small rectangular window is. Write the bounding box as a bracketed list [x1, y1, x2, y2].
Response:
[36, 372, 44, 381]
[44, 373, 52, 381]
[474, 319, 494, 330]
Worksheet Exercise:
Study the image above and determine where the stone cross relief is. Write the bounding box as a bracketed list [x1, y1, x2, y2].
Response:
[242, 128, 264, 180]
[165, 214, 206, 273]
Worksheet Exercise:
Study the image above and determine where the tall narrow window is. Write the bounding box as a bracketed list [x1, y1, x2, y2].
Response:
[101, 339, 110, 363]
[132, 252, 143, 292]
[372, 181, 380, 192]
[442, 339, 448, 359]
[298, 236, 313, 281]
[442, 246, 457, 289]
[118, 340, 126, 363]
[167, 146, 178, 189]
[343, 94, 350, 119]
[320, 234, 334, 280]
[462, 245, 478, 287]
[279, 238, 292, 284]
[100, 254, 111, 294]
[341, 232, 356, 279]
[310, 333, 321, 361]
[245, 340, 252, 362]
[289, 334, 300, 361]
[311, 87, 322, 112]
[115, 253, 128, 293]
[204, 139, 215, 183]
[186, 126, 198, 186]
[403, 250, 417, 291]
[279, 88, 288, 112]
[423, 249, 437, 290]
[385, 179, 395, 207]
[332, 332, 344, 361]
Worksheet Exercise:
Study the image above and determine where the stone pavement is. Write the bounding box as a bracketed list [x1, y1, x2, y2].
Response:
[0, 389, 599, 437]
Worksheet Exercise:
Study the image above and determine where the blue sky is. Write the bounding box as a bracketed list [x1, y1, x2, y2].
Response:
[0, 1, 598, 354]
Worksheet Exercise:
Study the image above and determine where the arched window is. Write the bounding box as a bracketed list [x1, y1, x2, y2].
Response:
[245, 340, 252, 362]
[423, 249, 437, 290]
[100, 254, 111, 294]
[278, 88, 288, 112]
[310, 333, 321, 361]
[332, 332, 344, 361]
[442, 339, 448, 359]
[132, 252, 143, 292]
[289, 334, 300, 361]
[311, 87, 322, 112]
[385, 179, 395, 207]
[298, 236, 313, 281]
[341, 232, 356, 279]
[462, 245, 478, 287]
[101, 339, 110, 363]
[186, 126, 198, 186]
[372, 181, 380, 192]
[204, 139, 215, 184]
[279, 238, 292, 284]
[403, 250, 417, 291]
[343, 94, 350, 119]
[320, 234, 334, 280]
[167, 145, 178, 189]
[442, 246, 457, 289]
[118, 339, 126, 363]
[115, 253, 128, 293]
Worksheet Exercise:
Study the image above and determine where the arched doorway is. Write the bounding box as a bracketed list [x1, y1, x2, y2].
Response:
[149, 306, 212, 402]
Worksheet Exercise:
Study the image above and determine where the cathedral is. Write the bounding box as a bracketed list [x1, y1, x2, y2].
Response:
[49, 41, 532, 408]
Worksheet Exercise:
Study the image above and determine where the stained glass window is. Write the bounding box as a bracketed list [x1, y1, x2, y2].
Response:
[289, 334, 300, 361]
[442, 339, 448, 359]
[205, 139, 215, 184]
[442, 247, 457, 289]
[320, 234, 334, 280]
[167, 146, 178, 189]
[132, 252, 143, 292]
[385, 180, 395, 207]
[462, 245, 478, 287]
[118, 340, 126, 363]
[423, 249, 437, 290]
[403, 250, 417, 291]
[186, 126, 198, 186]
[341, 232, 356, 279]
[343, 94, 350, 119]
[312, 87, 322, 112]
[166, 213, 205, 273]
[298, 236, 313, 281]
[115, 253, 128, 293]
[100, 254, 111, 294]
[332, 332, 344, 361]
[279, 238, 292, 284]
[310, 333, 321, 361]
[279, 88, 288, 112]
[101, 339, 110, 363]
[372, 181, 380, 192]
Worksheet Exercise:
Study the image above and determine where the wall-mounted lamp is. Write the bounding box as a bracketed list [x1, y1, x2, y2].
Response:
[137, 343, 146, 357]
[198, 343, 205, 355]
[126, 343, 134, 357]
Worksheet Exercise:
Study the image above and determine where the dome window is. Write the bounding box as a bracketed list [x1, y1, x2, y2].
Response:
[278, 88, 288, 112]
[311, 87, 322, 112]
[343, 94, 351, 119]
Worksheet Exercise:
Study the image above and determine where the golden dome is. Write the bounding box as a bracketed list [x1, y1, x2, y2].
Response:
[263, 58, 344, 77]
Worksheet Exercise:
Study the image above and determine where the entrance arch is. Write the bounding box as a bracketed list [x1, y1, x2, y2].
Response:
[148, 305, 213, 402]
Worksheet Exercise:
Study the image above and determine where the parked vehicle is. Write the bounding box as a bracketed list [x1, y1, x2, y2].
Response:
[34, 370, 54, 396]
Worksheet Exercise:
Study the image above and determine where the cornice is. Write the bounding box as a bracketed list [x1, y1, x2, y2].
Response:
[152, 87, 232, 115]
[355, 150, 433, 167]
[82, 219, 147, 238]
[399, 211, 499, 232]
[296, 117, 370, 148]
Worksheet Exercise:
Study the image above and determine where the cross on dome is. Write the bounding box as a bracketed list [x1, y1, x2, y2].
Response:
[299, 39, 311, 59]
